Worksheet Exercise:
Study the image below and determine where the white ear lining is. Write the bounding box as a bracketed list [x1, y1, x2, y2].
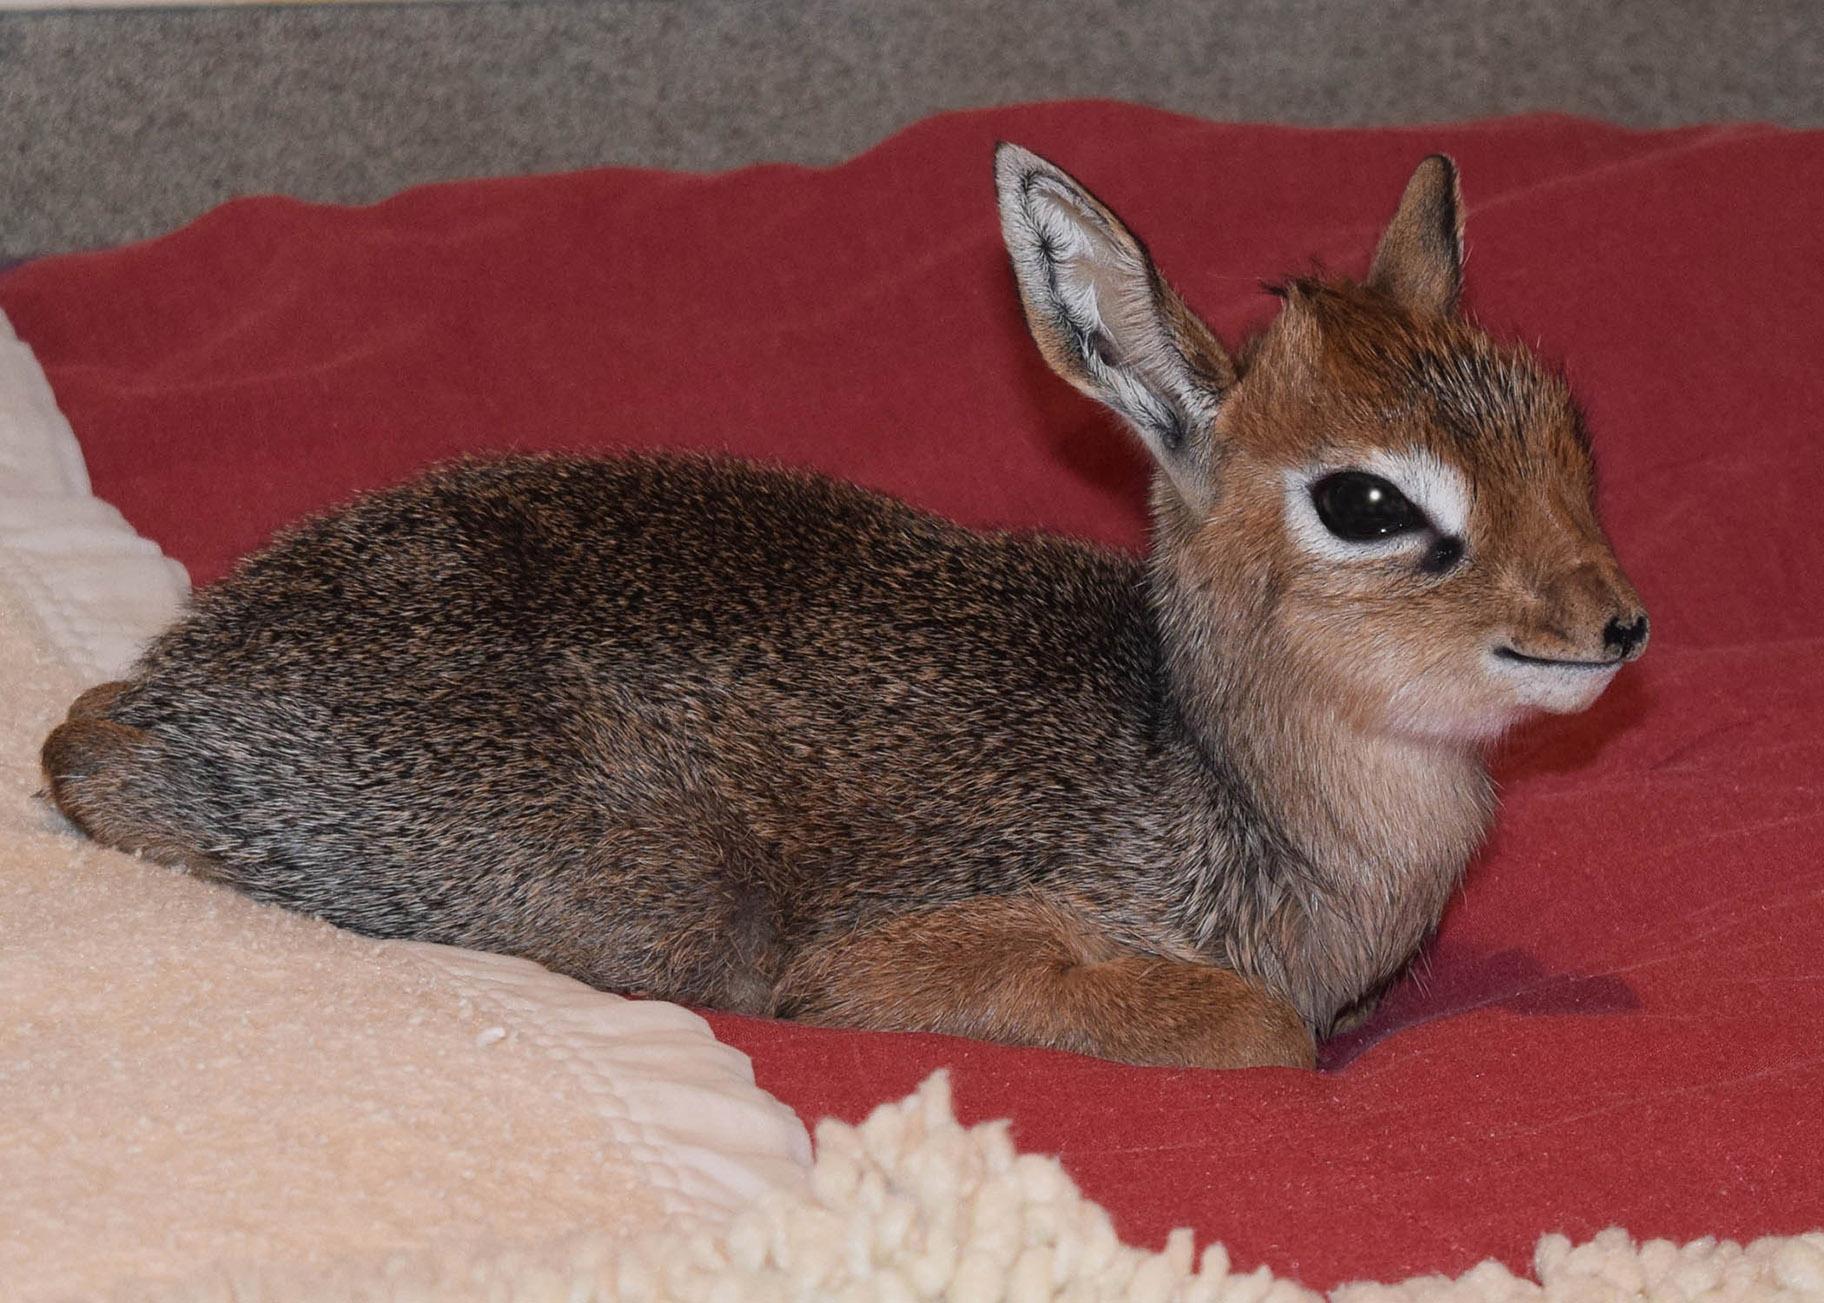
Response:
[997, 154, 1127, 325]
[994, 144, 1223, 501]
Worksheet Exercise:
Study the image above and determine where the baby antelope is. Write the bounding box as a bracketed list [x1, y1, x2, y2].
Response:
[42, 145, 1646, 1069]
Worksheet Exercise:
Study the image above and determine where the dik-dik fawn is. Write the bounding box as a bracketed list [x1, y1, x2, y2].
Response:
[43, 145, 1648, 1068]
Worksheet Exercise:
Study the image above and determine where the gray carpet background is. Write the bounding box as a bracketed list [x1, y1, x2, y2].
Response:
[3, 0, 1819, 259]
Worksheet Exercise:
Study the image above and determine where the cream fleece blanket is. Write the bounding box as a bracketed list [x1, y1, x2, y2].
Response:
[0, 310, 810, 1300]
[2, 307, 1819, 1300]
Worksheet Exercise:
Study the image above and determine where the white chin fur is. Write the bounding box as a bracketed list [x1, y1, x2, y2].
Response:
[1485, 652, 1621, 714]
[1384, 654, 1619, 743]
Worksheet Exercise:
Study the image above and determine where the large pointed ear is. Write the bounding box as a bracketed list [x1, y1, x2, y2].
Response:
[1368, 154, 1465, 315]
[994, 143, 1235, 508]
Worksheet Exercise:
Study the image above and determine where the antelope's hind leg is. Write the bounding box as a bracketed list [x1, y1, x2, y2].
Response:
[772, 895, 1315, 1069]
[39, 682, 222, 876]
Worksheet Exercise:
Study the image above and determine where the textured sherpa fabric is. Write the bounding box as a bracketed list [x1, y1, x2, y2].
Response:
[70, 1071, 1824, 1300]
[626, 1075, 1824, 1302]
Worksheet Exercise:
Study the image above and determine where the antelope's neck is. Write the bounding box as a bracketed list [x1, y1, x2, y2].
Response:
[1157, 601, 1495, 1030]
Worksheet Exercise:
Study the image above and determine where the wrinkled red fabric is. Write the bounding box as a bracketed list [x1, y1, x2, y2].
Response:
[5, 105, 1820, 1290]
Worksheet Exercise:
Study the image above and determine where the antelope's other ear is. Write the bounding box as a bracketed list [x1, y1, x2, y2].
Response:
[1368, 154, 1465, 316]
[994, 142, 1234, 508]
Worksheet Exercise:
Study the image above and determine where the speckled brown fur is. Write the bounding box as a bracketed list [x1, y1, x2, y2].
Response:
[40, 146, 1647, 1067]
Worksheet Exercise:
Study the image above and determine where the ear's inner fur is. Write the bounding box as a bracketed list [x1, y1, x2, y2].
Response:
[1020, 171, 1215, 454]
[996, 147, 1233, 507]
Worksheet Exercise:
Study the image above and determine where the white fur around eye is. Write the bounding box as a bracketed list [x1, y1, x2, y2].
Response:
[1363, 449, 1470, 538]
[1282, 450, 1472, 563]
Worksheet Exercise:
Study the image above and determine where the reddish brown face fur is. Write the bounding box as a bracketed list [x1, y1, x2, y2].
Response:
[997, 144, 1646, 750]
[1165, 280, 1647, 745]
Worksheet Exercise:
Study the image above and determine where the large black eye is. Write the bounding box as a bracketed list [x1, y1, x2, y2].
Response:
[1310, 471, 1428, 541]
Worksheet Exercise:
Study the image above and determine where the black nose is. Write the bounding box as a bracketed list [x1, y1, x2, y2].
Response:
[1603, 614, 1650, 660]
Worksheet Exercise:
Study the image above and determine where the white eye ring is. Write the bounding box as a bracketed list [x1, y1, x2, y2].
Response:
[1282, 449, 1471, 563]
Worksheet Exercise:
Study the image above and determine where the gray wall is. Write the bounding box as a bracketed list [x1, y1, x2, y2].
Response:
[3, 0, 1818, 258]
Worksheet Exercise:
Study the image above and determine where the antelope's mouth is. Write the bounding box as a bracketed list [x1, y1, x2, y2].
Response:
[1493, 647, 1624, 671]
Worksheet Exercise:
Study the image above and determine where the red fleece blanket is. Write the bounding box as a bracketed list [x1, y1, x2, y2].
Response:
[5, 105, 1820, 1290]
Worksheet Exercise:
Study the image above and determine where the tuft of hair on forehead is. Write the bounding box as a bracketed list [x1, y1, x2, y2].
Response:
[1270, 276, 1591, 467]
